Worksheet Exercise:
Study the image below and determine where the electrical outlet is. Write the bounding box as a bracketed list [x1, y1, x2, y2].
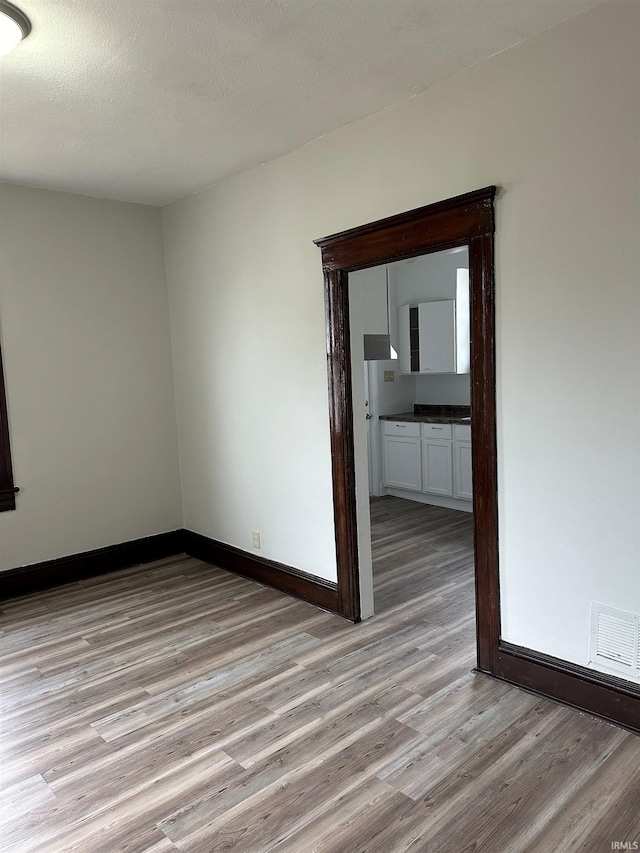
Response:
[252, 531, 261, 549]
[384, 370, 395, 382]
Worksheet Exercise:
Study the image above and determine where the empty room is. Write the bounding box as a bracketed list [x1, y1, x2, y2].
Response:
[1, 1, 639, 851]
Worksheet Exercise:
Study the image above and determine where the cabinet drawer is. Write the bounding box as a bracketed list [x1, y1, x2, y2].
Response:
[454, 424, 471, 442]
[383, 421, 420, 437]
[421, 422, 452, 439]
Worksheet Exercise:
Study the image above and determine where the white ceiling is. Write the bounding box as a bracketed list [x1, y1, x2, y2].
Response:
[0, 0, 602, 206]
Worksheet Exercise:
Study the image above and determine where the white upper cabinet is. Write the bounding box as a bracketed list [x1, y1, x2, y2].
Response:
[397, 303, 412, 374]
[418, 300, 456, 373]
[397, 266, 470, 375]
[455, 269, 470, 375]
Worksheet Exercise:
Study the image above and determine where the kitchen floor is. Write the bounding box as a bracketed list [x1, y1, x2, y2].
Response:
[369, 495, 474, 617]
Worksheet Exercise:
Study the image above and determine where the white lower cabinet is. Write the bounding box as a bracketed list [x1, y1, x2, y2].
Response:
[454, 441, 473, 500]
[421, 439, 453, 496]
[453, 424, 473, 501]
[383, 419, 472, 506]
[383, 422, 422, 491]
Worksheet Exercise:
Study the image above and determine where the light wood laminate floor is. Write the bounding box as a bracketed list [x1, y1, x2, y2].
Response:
[2, 497, 639, 852]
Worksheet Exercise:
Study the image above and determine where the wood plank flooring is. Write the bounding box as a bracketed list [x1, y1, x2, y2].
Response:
[2, 496, 638, 852]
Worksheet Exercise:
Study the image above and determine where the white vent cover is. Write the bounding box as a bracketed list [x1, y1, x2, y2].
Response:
[589, 604, 640, 681]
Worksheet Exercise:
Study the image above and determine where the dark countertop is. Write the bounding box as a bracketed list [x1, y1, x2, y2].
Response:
[379, 404, 471, 425]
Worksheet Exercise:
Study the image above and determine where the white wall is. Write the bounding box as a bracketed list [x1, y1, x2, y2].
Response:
[162, 185, 338, 580]
[0, 184, 182, 571]
[162, 1, 640, 674]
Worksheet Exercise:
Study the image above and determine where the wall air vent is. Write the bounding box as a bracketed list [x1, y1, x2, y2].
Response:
[589, 603, 640, 682]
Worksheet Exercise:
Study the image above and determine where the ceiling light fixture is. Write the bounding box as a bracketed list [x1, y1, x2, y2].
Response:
[0, 1, 30, 57]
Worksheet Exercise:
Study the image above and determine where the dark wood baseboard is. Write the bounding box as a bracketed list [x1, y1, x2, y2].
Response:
[0, 486, 18, 512]
[182, 529, 340, 616]
[5, 535, 638, 733]
[1, 528, 342, 617]
[498, 642, 640, 734]
[0, 530, 184, 600]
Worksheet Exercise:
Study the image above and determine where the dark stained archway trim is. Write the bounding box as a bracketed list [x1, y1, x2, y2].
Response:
[315, 186, 500, 672]
[315, 187, 640, 731]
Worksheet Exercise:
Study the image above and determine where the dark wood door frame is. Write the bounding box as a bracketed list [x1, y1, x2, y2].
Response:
[315, 186, 500, 675]
[0, 335, 18, 512]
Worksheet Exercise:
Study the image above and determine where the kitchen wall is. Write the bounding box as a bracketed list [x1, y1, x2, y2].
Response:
[415, 375, 470, 406]
[354, 250, 472, 412]
[0, 184, 182, 571]
[163, 1, 639, 673]
[350, 264, 416, 418]
[372, 362, 415, 416]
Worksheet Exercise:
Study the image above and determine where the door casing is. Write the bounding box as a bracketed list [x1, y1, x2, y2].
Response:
[315, 186, 500, 674]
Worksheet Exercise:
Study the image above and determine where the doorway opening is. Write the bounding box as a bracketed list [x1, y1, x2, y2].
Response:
[314, 187, 500, 675]
[352, 248, 474, 624]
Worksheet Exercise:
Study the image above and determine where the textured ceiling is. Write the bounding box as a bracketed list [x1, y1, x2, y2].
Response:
[0, 0, 602, 206]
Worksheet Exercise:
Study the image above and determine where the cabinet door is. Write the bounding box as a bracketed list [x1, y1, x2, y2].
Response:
[397, 303, 412, 374]
[422, 439, 453, 496]
[384, 435, 421, 491]
[454, 441, 473, 501]
[418, 301, 455, 373]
